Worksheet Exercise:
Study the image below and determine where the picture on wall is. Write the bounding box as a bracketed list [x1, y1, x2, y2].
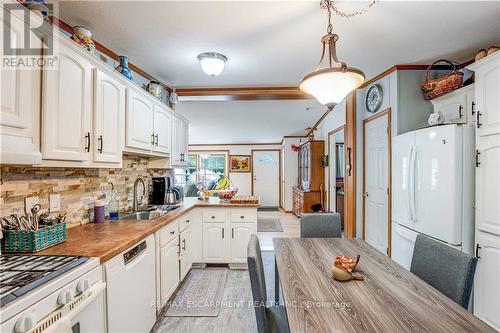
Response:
[229, 155, 251, 173]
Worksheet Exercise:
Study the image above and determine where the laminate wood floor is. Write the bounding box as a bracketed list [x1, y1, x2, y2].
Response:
[152, 211, 299, 333]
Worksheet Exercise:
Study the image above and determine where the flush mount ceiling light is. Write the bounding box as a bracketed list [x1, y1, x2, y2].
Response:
[198, 52, 228, 76]
[299, 0, 376, 109]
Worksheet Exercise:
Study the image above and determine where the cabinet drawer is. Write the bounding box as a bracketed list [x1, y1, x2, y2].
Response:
[230, 210, 256, 223]
[202, 210, 226, 223]
[159, 220, 179, 247]
[179, 212, 193, 231]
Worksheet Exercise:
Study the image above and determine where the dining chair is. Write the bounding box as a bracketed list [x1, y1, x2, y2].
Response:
[300, 213, 342, 238]
[247, 235, 290, 333]
[410, 234, 478, 309]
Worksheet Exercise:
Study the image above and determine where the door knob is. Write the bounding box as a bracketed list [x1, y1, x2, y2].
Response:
[363, 192, 369, 197]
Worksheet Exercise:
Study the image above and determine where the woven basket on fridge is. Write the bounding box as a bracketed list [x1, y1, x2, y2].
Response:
[421, 59, 464, 100]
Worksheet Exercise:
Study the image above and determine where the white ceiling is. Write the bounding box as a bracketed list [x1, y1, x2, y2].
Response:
[175, 100, 325, 144]
[57, 1, 500, 144]
[59, 1, 500, 87]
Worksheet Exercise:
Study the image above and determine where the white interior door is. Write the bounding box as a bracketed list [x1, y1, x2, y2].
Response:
[252, 150, 280, 207]
[364, 113, 390, 255]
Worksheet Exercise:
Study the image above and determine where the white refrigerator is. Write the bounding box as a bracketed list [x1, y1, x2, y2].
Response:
[391, 124, 475, 270]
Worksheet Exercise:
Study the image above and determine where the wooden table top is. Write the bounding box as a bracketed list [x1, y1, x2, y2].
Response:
[273, 238, 494, 333]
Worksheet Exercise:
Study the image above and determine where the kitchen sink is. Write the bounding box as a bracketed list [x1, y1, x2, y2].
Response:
[117, 205, 181, 221]
[119, 212, 156, 220]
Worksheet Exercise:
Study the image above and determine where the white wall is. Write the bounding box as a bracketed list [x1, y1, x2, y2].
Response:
[188, 144, 282, 196]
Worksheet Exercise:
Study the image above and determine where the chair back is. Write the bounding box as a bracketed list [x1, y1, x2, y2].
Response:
[300, 213, 342, 238]
[247, 234, 267, 333]
[410, 234, 477, 309]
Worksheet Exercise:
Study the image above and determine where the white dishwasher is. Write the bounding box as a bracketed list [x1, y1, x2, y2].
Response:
[104, 235, 157, 333]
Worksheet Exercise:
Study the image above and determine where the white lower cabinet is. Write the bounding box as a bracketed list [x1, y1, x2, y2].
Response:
[474, 231, 500, 331]
[180, 226, 193, 280]
[159, 237, 180, 306]
[230, 223, 254, 263]
[202, 208, 257, 265]
[203, 223, 228, 263]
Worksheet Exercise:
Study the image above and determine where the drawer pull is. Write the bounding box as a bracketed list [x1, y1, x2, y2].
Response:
[170, 231, 175, 235]
[240, 216, 244, 219]
[211, 216, 215, 219]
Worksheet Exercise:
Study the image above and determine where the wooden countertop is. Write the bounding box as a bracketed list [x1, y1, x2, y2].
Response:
[38, 197, 258, 263]
[274, 238, 494, 333]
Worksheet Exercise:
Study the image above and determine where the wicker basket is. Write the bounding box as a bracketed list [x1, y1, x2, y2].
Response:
[1, 223, 67, 253]
[421, 59, 464, 100]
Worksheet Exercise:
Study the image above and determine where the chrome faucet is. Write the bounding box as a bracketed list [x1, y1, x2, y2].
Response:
[133, 177, 146, 212]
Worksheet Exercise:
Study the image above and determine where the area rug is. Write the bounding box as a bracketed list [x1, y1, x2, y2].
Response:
[257, 218, 283, 232]
[165, 268, 228, 317]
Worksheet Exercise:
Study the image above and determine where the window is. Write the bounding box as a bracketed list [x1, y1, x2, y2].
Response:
[174, 152, 228, 193]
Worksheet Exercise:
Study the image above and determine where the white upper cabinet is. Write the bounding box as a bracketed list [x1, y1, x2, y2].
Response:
[42, 42, 92, 161]
[0, 10, 42, 164]
[171, 115, 189, 166]
[471, 52, 500, 136]
[126, 87, 155, 151]
[153, 103, 172, 154]
[430, 85, 474, 125]
[93, 69, 125, 163]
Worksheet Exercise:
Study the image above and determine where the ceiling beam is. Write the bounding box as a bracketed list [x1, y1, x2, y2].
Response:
[177, 87, 313, 101]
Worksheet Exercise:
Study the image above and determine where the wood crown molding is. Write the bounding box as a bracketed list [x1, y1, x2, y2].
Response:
[176, 87, 312, 101]
[49, 16, 172, 92]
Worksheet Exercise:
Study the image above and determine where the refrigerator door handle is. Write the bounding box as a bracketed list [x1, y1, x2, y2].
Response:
[408, 146, 416, 222]
[406, 146, 413, 221]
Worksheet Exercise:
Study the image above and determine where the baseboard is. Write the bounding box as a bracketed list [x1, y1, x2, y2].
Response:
[228, 263, 248, 270]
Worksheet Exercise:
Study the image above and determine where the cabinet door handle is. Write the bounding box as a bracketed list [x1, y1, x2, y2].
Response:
[232, 228, 234, 239]
[85, 132, 90, 152]
[151, 133, 155, 144]
[477, 111, 482, 128]
[182, 239, 186, 251]
[458, 105, 463, 118]
[186, 219, 190, 223]
[476, 150, 481, 167]
[471, 101, 475, 115]
[155, 134, 159, 146]
[97, 135, 103, 154]
[476, 244, 481, 259]
[222, 228, 224, 239]
[170, 231, 175, 235]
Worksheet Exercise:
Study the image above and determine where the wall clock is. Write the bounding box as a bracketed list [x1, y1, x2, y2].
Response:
[365, 84, 383, 113]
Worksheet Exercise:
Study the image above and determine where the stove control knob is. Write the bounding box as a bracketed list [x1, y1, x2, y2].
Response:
[57, 289, 74, 306]
[77, 278, 91, 293]
[14, 312, 37, 333]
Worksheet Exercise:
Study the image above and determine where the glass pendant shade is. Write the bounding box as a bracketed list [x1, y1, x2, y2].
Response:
[299, 32, 365, 108]
[300, 67, 365, 107]
[198, 52, 227, 76]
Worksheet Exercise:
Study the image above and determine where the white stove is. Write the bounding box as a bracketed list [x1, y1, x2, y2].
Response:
[0, 255, 105, 333]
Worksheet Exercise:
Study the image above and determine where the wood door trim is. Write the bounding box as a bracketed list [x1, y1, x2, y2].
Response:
[344, 92, 357, 238]
[251, 149, 282, 207]
[327, 125, 345, 212]
[362, 108, 392, 256]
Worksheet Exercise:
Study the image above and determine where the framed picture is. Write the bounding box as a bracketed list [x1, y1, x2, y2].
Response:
[229, 155, 251, 173]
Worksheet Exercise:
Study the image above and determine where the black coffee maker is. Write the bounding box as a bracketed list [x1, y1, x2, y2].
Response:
[150, 177, 182, 205]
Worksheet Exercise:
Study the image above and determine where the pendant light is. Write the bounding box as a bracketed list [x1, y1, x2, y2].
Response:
[299, 0, 366, 109]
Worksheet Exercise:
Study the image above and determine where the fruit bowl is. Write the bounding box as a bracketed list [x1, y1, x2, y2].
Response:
[215, 188, 238, 200]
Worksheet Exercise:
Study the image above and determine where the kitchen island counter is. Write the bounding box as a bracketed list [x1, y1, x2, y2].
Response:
[37, 197, 259, 263]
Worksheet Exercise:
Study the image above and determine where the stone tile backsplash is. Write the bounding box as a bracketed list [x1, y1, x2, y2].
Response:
[0, 155, 171, 228]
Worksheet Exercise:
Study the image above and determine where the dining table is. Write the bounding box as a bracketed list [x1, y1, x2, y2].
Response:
[273, 238, 495, 333]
